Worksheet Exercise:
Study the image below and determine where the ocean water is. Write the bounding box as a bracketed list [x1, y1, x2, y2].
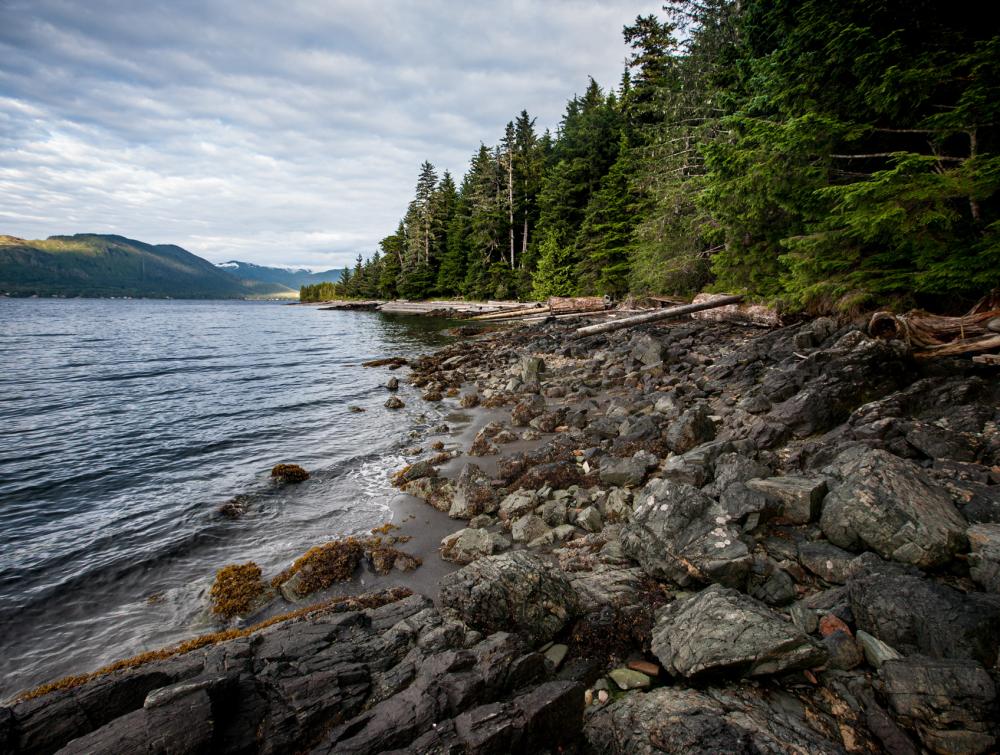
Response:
[0, 298, 457, 698]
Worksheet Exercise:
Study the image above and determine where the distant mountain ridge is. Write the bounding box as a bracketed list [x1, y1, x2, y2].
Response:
[0, 234, 341, 299]
[216, 260, 342, 290]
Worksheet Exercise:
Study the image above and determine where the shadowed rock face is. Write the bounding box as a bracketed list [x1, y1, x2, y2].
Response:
[2, 593, 582, 755]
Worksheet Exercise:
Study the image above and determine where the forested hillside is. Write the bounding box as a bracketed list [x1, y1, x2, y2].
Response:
[324, 0, 999, 313]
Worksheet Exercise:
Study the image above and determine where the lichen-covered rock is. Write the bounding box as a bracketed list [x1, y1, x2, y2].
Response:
[797, 540, 856, 585]
[511, 514, 550, 544]
[651, 585, 826, 678]
[599, 455, 649, 488]
[448, 462, 498, 519]
[439, 528, 509, 565]
[569, 565, 647, 613]
[438, 551, 578, 644]
[881, 656, 998, 755]
[498, 489, 537, 522]
[621, 479, 750, 588]
[820, 448, 967, 568]
[584, 685, 853, 754]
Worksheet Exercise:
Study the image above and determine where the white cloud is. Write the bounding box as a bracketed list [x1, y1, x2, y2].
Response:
[0, 0, 663, 269]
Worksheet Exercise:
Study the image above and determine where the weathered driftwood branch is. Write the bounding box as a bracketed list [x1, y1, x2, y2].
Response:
[868, 303, 1000, 359]
[573, 295, 744, 338]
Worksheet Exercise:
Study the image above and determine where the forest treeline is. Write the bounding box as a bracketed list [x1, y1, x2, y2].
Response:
[303, 0, 1000, 312]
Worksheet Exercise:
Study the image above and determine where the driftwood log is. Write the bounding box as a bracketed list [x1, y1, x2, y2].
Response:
[868, 295, 1000, 359]
[548, 296, 609, 314]
[573, 295, 744, 338]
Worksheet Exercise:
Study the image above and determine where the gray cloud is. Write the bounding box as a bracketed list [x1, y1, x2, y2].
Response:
[0, 0, 663, 268]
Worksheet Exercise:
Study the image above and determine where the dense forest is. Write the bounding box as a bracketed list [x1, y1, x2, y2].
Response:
[303, 0, 1000, 312]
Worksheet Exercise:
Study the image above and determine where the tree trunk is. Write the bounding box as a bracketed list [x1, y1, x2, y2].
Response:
[573, 295, 744, 338]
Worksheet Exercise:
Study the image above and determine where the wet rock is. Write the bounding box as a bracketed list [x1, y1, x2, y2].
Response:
[384, 396, 405, 409]
[459, 392, 479, 408]
[449, 463, 498, 519]
[651, 585, 826, 678]
[511, 514, 550, 544]
[968, 523, 1000, 593]
[665, 404, 716, 454]
[881, 656, 998, 755]
[797, 540, 855, 585]
[439, 551, 578, 644]
[386, 377, 399, 391]
[584, 686, 848, 753]
[621, 479, 750, 588]
[270, 463, 309, 483]
[440, 528, 509, 565]
[391, 459, 437, 486]
[850, 572, 1000, 666]
[821, 448, 967, 568]
[745, 476, 826, 524]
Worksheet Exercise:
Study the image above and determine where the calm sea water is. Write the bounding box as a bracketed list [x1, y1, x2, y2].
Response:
[0, 298, 457, 698]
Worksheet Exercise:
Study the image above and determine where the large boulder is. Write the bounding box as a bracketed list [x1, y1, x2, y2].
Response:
[850, 572, 1000, 667]
[820, 449, 967, 568]
[439, 551, 578, 644]
[584, 685, 853, 754]
[621, 479, 750, 588]
[881, 657, 998, 755]
[651, 585, 826, 678]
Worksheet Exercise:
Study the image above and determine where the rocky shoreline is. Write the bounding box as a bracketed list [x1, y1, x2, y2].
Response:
[3, 313, 1000, 754]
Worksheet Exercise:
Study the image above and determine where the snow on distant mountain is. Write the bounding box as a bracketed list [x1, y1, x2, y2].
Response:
[215, 260, 343, 290]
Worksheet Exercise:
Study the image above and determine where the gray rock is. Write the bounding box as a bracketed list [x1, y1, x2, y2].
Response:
[706, 452, 770, 496]
[569, 565, 647, 613]
[797, 540, 855, 585]
[511, 395, 546, 426]
[449, 462, 499, 519]
[584, 685, 849, 754]
[608, 668, 651, 690]
[498, 489, 537, 522]
[621, 479, 750, 588]
[716, 482, 776, 532]
[598, 456, 648, 488]
[543, 644, 568, 669]
[384, 396, 404, 409]
[821, 449, 967, 568]
[632, 334, 666, 366]
[881, 656, 997, 755]
[790, 602, 819, 634]
[665, 404, 716, 454]
[576, 506, 603, 533]
[856, 630, 902, 669]
[520, 356, 546, 383]
[385, 377, 399, 391]
[968, 523, 1000, 593]
[651, 585, 826, 678]
[537, 499, 567, 527]
[748, 565, 796, 606]
[850, 572, 1000, 667]
[511, 514, 550, 543]
[439, 551, 578, 644]
[823, 630, 863, 670]
[746, 476, 827, 524]
[440, 528, 507, 565]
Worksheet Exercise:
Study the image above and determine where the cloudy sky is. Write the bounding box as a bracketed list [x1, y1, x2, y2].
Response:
[0, 1, 663, 269]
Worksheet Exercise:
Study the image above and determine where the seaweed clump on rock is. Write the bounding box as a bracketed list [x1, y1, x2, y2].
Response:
[271, 463, 309, 483]
[209, 562, 270, 619]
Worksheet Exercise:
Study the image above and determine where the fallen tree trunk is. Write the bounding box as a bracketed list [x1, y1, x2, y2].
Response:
[573, 295, 744, 338]
[548, 296, 609, 314]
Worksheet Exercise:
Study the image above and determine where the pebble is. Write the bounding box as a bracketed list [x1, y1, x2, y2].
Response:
[609, 667, 651, 690]
[627, 660, 660, 677]
[818, 613, 851, 638]
[598, 690, 609, 704]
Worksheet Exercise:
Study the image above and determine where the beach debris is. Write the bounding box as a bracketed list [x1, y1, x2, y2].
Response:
[209, 562, 271, 619]
[573, 294, 744, 338]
